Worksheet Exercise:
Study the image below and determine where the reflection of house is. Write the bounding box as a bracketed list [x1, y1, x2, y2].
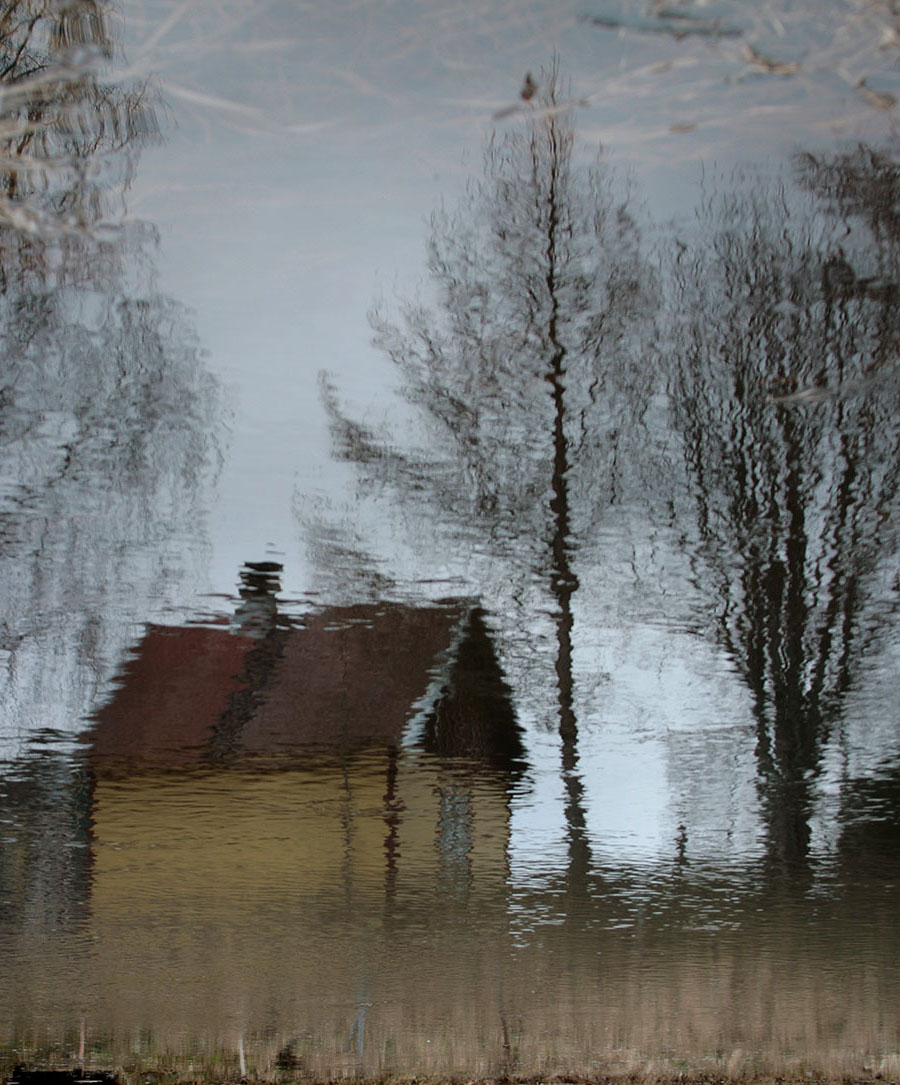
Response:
[90, 574, 524, 769]
[81, 567, 525, 1039]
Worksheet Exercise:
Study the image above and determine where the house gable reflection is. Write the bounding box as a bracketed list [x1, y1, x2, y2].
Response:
[422, 608, 525, 774]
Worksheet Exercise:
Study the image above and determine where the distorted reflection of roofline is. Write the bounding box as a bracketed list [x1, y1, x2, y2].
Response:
[87, 564, 528, 782]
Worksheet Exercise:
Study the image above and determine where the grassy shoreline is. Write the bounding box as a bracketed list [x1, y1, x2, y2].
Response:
[4, 1054, 900, 1085]
[3, 1075, 900, 1085]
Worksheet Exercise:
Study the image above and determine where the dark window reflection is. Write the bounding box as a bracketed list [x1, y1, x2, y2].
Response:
[423, 608, 525, 774]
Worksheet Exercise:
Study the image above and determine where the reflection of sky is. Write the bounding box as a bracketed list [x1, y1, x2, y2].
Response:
[122, 0, 900, 604]
[508, 623, 762, 870]
[116, 0, 900, 863]
[130, 129, 442, 601]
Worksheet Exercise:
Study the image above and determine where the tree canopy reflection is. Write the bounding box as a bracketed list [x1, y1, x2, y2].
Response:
[0, 0, 157, 241]
[662, 151, 900, 875]
[0, 0, 223, 971]
[0, 0, 221, 760]
[319, 61, 656, 886]
[317, 60, 900, 880]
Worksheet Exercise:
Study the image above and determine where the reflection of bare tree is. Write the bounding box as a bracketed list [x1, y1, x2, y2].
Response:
[319, 61, 655, 889]
[0, 254, 221, 753]
[0, 0, 221, 758]
[0, 3, 221, 982]
[0, 0, 157, 241]
[664, 156, 900, 875]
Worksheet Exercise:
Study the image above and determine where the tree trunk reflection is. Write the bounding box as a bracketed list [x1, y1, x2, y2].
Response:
[317, 60, 655, 894]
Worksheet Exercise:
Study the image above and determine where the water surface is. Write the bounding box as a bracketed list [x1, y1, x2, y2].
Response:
[1, 1, 900, 1079]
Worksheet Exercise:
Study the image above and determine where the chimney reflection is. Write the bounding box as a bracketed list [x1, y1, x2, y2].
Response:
[232, 561, 284, 638]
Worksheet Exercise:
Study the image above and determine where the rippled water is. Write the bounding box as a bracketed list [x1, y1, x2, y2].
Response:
[1, 0, 900, 1079]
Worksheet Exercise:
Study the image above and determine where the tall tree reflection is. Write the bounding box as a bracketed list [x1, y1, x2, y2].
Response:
[664, 153, 900, 876]
[0, 0, 221, 968]
[0, 0, 220, 754]
[320, 62, 655, 888]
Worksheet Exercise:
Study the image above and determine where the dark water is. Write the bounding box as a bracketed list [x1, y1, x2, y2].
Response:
[1, 1, 900, 1079]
